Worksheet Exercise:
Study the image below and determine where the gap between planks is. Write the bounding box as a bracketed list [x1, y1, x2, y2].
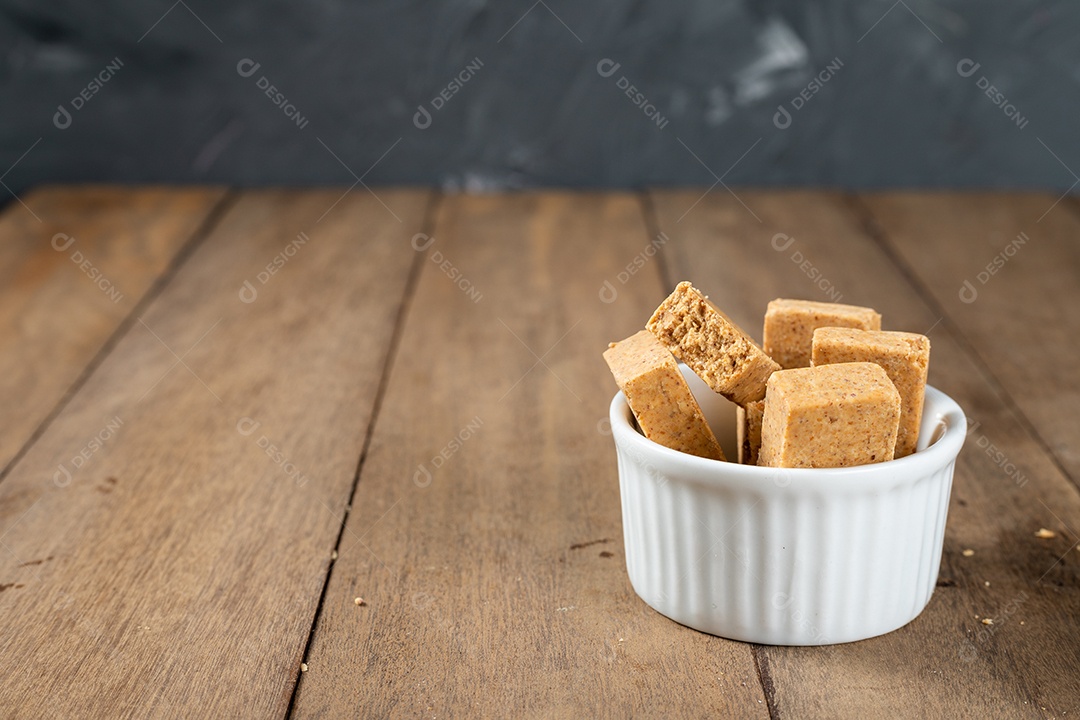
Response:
[284, 190, 443, 717]
[843, 193, 1079, 496]
[0, 189, 239, 488]
[289, 192, 772, 716]
[0, 188, 435, 716]
[636, 190, 674, 291]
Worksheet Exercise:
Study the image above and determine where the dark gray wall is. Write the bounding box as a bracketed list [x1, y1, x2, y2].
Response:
[2, 1, 1078, 192]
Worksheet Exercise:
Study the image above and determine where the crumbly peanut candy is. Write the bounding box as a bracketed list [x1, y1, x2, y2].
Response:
[737, 400, 764, 465]
[811, 327, 930, 458]
[762, 298, 882, 369]
[759, 362, 901, 468]
[604, 330, 726, 461]
[646, 282, 780, 406]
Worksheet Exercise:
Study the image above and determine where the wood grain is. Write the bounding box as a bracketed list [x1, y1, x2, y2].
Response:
[651, 190, 1080, 719]
[0, 186, 226, 473]
[0, 189, 431, 718]
[856, 192, 1080, 486]
[3, 187, 1076, 718]
[291, 193, 771, 718]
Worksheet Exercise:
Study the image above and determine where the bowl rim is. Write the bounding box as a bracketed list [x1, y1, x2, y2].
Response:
[609, 382, 966, 492]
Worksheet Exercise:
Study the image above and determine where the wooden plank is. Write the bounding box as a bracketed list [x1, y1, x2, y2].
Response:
[650, 190, 1080, 719]
[292, 193, 770, 718]
[0, 189, 431, 717]
[0, 186, 227, 473]
[857, 192, 1080, 485]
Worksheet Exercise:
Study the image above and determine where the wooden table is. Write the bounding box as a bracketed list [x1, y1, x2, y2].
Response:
[0, 187, 1077, 718]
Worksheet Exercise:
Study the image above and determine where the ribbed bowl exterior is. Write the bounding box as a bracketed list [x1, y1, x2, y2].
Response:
[611, 381, 965, 646]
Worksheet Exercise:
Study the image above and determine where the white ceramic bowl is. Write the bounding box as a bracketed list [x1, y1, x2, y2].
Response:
[610, 365, 966, 646]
